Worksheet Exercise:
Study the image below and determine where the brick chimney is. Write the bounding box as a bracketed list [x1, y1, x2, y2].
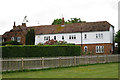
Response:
[13, 21, 16, 29]
[22, 23, 26, 27]
[62, 17, 65, 25]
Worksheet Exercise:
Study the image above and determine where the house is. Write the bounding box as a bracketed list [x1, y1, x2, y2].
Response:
[2, 18, 114, 54]
[2, 22, 28, 44]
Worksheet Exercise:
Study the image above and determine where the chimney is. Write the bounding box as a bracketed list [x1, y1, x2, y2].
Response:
[62, 17, 65, 25]
[61, 17, 65, 27]
[13, 21, 16, 29]
[22, 23, 26, 27]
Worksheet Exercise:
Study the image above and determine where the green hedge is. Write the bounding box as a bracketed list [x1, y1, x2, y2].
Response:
[2, 45, 81, 58]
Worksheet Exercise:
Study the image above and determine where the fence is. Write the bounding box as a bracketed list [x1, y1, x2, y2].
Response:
[1, 54, 120, 72]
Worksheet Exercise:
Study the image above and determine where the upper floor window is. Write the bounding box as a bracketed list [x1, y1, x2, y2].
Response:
[96, 33, 103, 39]
[96, 46, 104, 53]
[54, 36, 56, 40]
[84, 46, 88, 52]
[84, 34, 87, 39]
[62, 36, 64, 40]
[44, 36, 50, 40]
[69, 35, 76, 40]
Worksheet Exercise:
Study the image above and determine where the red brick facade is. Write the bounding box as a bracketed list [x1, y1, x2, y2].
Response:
[80, 43, 113, 54]
[2, 23, 28, 45]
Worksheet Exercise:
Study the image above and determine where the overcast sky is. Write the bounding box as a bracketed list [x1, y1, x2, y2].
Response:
[0, 0, 119, 35]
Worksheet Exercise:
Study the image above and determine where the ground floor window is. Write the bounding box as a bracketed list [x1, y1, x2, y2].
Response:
[11, 37, 15, 41]
[96, 46, 104, 53]
[84, 46, 88, 52]
[17, 37, 21, 42]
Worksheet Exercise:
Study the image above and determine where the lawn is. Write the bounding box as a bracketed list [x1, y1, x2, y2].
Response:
[2, 63, 118, 78]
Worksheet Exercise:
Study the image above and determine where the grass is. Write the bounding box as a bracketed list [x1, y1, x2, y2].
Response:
[2, 63, 118, 78]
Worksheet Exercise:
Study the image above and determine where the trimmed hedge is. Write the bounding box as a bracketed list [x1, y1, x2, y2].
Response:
[2, 45, 81, 58]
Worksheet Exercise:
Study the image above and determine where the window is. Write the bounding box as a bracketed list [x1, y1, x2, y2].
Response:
[17, 37, 21, 42]
[44, 36, 50, 40]
[101, 33, 103, 38]
[96, 46, 104, 53]
[96, 33, 103, 39]
[11, 37, 15, 41]
[54, 36, 56, 40]
[62, 36, 64, 40]
[84, 34, 87, 39]
[84, 46, 88, 52]
[96, 34, 98, 38]
[69, 35, 71, 39]
[69, 35, 76, 39]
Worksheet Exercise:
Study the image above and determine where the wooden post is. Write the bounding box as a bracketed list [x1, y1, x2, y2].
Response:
[42, 57, 44, 68]
[74, 56, 76, 66]
[97, 55, 99, 63]
[59, 57, 61, 67]
[106, 55, 108, 63]
[87, 56, 89, 64]
[21, 57, 24, 70]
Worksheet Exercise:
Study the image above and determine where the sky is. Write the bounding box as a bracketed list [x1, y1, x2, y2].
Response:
[0, 0, 119, 35]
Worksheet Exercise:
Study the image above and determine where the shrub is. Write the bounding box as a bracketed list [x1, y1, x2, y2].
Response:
[2, 45, 81, 58]
[44, 39, 74, 45]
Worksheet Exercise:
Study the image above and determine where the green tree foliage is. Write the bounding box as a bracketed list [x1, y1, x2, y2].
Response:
[66, 18, 86, 24]
[25, 29, 35, 45]
[52, 19, 63, 25]
[115, 30, 120, 53]
[52, 18, 86, 25]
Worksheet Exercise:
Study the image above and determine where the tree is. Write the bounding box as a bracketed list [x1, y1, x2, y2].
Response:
[52, 19, 63, 25]
[115, 30, 120, 54]
[66, 18, 85, 24]
[52, 18, 86, 25]
[25, 29, 35, 45]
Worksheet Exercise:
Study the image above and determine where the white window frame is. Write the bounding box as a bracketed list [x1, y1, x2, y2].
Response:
[84, 34, 87, 39]
[44, 36, 50, 40]
[96, 46, 104, 53]
[54, 36, 56, 40]
[17, 37, 21, 42]
[69, 35, 76, 40]
[62, 36, 64, 40]
[11, 37, 15, 41]
[96, 33, 103, 39]
[84, 46, 88, 52]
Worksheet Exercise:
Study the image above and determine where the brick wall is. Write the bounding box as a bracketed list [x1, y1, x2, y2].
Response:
[80, 43, 113, 54]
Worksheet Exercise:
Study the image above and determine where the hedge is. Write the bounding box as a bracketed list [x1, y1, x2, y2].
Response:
[2, 45, 81, 58]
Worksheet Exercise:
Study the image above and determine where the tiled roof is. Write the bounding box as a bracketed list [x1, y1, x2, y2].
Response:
[28, 21, 113, 35]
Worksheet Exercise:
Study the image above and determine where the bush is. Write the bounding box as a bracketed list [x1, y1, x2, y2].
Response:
[2, 45, 81, 58]
[2, 41, 22, 46]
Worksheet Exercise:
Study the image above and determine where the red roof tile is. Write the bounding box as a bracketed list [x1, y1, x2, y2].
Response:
[28, 21, 113, 35]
